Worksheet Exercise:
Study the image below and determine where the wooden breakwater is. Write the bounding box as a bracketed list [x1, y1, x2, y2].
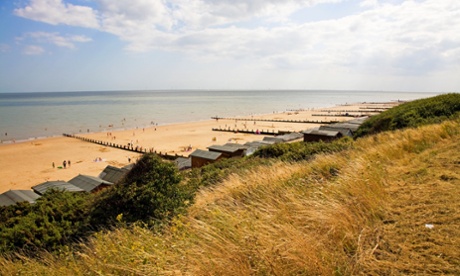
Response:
[211, 117, 339, 124]
[211, 128, 293, 136]
[62, 134, 184, 160]
[359, 106, 392, 110]
[311, 113, 362, 118]
[317, 109, 383, 113]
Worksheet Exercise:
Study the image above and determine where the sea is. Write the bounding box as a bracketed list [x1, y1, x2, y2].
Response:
[0, 90, 441, 143]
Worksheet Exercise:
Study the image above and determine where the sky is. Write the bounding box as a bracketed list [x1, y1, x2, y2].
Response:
[0, 0, 459, 93]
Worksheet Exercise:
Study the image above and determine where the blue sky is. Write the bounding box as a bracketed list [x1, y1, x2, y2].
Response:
[0, 0, 459, 92]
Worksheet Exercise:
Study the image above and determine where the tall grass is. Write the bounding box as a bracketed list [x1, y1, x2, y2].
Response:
[1, 119, 459, 275]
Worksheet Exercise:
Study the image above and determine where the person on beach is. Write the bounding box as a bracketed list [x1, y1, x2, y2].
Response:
[52, 162, 55, 168]
[68, 160, 71, 167]
[63, 160, 67, 169]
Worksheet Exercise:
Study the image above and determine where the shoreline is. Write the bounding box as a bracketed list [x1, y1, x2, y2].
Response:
[0, 110, 292, 145]
[0, 102, 397, 194]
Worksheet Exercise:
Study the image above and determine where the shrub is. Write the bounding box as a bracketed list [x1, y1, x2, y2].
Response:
[90, 154, 191, 227]
[0, 190, 90, 255]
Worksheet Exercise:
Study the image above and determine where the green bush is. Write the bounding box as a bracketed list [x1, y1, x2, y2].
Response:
[0, 190, 90, 255]
[354, 93, 460, 138]
[90, 154, 191, 227]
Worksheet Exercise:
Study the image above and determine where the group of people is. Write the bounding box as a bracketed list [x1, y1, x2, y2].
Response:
[52, 160, 71, 169]
[106, 132, 116, 140]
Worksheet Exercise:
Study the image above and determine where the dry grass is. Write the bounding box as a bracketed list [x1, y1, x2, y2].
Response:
[1, 120, 459, 275]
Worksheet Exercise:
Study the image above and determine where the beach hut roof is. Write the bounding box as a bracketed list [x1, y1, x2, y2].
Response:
[276, 132, 304, 142]
[244, 141, 273, 147]
[0, 190, 41, 207]
[98, 165, 129, 184]
[303, 128, 342, 137]
[347, 116, 368, 125]
[319, 126, 353, 136]
[190, 149, 222, 161]
[174, 157, 192, 170]
[32, 181, 85, 195]
[208, 144, 247, 153]
[328, 123, 361, 132]
[223, 143, 249, 149]
[68, 174, 113, 192]
[244, 141, 273, 154]
[262, 137, 285, 143]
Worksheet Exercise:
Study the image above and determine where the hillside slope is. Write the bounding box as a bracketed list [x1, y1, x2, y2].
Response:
[1, 119, 459, 275]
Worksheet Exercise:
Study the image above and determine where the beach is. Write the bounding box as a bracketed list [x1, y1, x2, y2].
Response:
[0, 102, 397, 194]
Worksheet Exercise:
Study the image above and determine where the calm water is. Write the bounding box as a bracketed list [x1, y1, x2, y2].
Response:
[0, 90, 440, 142]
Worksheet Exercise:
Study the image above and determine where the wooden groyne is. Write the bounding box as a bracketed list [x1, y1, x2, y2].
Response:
[311, 113, 362, 118]
[212, 128, 292, 136]
[211, 117, 339, 124]
[63, 134, 184, 160]
[359, 106, 392, 110]
[317, 109, 384, 113]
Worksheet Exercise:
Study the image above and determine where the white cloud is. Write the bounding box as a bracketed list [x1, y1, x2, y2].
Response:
[169, 0, 342, 28]
[14, 0, 99, 28]
[12, 0, 460, 79]
[17, 32, 92, 49]
[360, 0, 378, 8]
[86, 0, 460, 76]
[23, 45, 45, 55]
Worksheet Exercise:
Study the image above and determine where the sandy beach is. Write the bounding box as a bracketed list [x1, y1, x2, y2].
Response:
[0, 102, 397, 194]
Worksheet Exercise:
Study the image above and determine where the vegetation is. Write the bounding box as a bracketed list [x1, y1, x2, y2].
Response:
[0, 190, 91, 255]
[187, 156, 271, 189]
[2, 116, 459, 275]
[0, 154, 195, 255]
[253, 136, 353, 161]
[90, 154, 192, 227]
[1, 94, 460, 274]
[354, 93, 460, 137]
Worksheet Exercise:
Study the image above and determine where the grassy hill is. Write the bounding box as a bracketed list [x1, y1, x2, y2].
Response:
[1, 116, 459, 274]
[354, 93, 460, 138]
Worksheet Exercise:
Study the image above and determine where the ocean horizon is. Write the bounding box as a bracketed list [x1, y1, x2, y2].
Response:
[0, 90, 441, 143]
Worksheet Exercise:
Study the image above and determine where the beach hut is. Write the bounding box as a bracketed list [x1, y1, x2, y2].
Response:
[302, 128, 344, 142]
[0, 190, 41, 207]
[190, 149, 223, 168]
[98, 165, 130, 184]
[319, 125, 353, 137]
[244, 140, 273, 156]
[318, 117, 367, 135]
[275, 132, 304, 142]
[262, 136, 285, 144]
[68, 174, 113, 193]
[174, 157, 192, 170]
[32, 181, 85, 195]
[347, 116, 368, 125]
[207, 143, 248, 158]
